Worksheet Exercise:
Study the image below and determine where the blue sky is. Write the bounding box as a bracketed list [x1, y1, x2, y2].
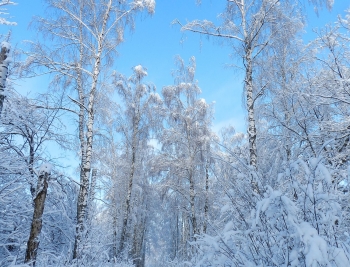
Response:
[1, 0, 349, 174]
[3, 0, 349, 133]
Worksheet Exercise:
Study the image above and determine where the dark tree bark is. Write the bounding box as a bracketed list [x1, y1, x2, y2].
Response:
[25, 170, 50, 266]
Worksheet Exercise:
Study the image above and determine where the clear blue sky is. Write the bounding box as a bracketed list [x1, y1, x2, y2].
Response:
[3, 0, 349, 133]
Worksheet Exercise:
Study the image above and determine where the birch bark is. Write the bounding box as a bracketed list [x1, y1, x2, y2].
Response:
[118, 103, 139, 255]
[73, 2, 111, 257]
[203, 162, 209, 234]
[0, 43, 10, 117]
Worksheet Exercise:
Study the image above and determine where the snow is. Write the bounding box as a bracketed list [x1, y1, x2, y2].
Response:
[3, 56, 12, 64]
[144, 0, 155, 13]
[289, 250, 299, 267]
[150, 92, 162, 104]
[1, 41, 11, 50]
[309, 157, 319, 169]
[327, 0, 334, 9]
[38, 163, 52, 175]
[148, 138, 161, 150]
[298, 222, 330, 267]
[197, 98, 208, 108]
[133, 64, 148, 76]
[223, 221, 233, 232]
[0, 17, 17, 26]
[0, 1, 17, 26]
[331, 248, 350, 267]
[220, 203, 230, 213]
[317, 163, 332, 185]
[133, 0, 156, 14]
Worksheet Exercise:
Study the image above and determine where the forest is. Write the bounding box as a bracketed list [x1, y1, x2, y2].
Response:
[1, 0, 350, 266]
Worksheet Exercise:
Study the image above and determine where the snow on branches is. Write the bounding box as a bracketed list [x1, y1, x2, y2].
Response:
[133, 0, 155, 14]
[0, 0, 16, 26]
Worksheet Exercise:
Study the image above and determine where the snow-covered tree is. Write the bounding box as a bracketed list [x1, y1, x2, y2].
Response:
[0, 0, 16, 116]
[25, 163, 52, 266]
[113, 65, 161, 265]
[0, 0, 16, 26]
[2, 1, 350, 266]
[0, 91, 68, 265]
[178, 1, 308, 172]
[156, 57, 213, 263]
[23, 0, 156, 260]
[190, 6, 350, 267]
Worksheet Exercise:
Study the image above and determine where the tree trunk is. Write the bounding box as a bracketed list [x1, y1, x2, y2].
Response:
[112, 207, 118, 260]
[203, 162, 209, 234]
[73, 156, 90, 259]
[88, 169, 97, 221]
[132, 221, 144, 267]
[111, 164, 119, 260]
[73, 1, 112, 259]
[25, 171, 50, 266]
[244, 47, 261, 194]
[118, 142, 136, 255]
[0, 43, 10, 117]
[119, 100, 140, 255]
[182, 212, 190, 260]
[245, 48, 257, 168]
[172, 213, 179, 260]
[85, 169, 97, 238]
[140, 232, 146, 267]
[189, 171, 198, 238]
[132, 193, 147, 267]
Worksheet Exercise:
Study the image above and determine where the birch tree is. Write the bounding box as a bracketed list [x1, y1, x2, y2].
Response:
[259, 14, 350, 170]
[93, 117, 124, 261]
[177, 0, 331, 171]
[253, 13, 307, 181]
[309, 24, 350, 166]
[24, 0, 155, 259]
[190, 8, 350, 267]
[0, 0, 16, 116]
[83, 75, 160, 265]
[158, 57, 213, 262]
[0, 41, 10, 116]
[114, 65, 161, 263]
[177, 1, 296, 170]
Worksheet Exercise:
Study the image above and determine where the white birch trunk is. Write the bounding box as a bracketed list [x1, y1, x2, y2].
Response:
[118, 126, 138, 255]
[112, 206, 118, 260]
[73, 1, 112, 259]
[0, 42, 10, 117]
[86, 169, 97, 226]
[131, 215, 146, 267]
[245, 48, 257, 168]
[203, 162, 209, 234]
[189, 170, 198, 237]
[118, 76, 143, 256]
